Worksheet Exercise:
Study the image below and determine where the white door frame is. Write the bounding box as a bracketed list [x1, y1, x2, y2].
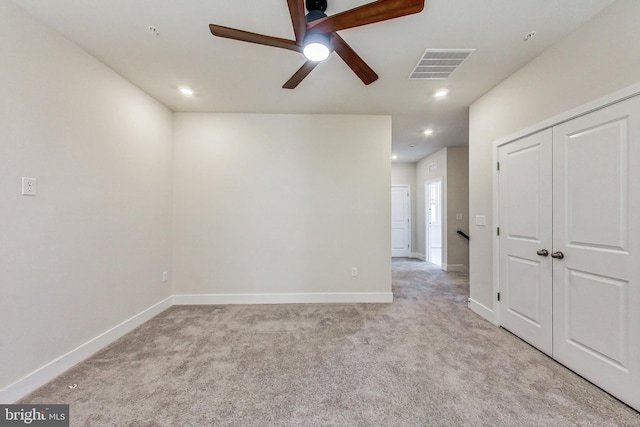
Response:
[425, 177, 443, 266]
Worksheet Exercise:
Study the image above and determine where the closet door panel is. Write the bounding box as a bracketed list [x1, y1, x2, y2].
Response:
[553, 95, 640, 411]
[498, 129, 553, 355]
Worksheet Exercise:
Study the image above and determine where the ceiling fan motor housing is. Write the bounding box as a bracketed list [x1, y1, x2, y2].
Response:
[306, 0, 328, 23]
[306, 0, 327, 12]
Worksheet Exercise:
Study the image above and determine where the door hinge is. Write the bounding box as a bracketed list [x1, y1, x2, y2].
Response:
[497, 227, 500, 236]
[497, 292, 501, 301]
[497, 161, 500, 171]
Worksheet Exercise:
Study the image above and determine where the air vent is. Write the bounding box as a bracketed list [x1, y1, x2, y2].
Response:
[409, 49, 475, 80]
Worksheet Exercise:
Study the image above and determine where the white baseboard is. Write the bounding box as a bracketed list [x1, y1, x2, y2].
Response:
[443, 264, 468, 272]
[0, 296, 173, 404]
[468, 298, 499, 326]
[173, 292, 394, 305]
[410, 253, 425, 261]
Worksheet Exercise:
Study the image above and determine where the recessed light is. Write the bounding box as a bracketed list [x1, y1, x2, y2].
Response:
[434, 88, 449, 98]
[524, 31, 537, 42]
[147, 25, 160, 36]
[179, 87, 194, 96]
[409, 144, 416, 148]
[391, 154, 398, 160]
[423, 129, 434, 136]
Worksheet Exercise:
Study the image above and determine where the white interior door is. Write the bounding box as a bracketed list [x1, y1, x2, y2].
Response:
[391, 185, 411, 257]
[552, 95, 640, 410]
[426, 180, 442, 266]
[498, 129, 553, 355]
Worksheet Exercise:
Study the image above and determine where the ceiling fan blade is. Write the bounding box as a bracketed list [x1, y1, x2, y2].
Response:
[283, 61, 320, 89]
[209, 24, 302, 53]
[287, 0, 307, 44]
[308, 0, 424, 33]
[331, 34, 378, 85]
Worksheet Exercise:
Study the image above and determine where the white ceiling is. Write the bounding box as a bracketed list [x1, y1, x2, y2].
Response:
[11, 0, 615, 162]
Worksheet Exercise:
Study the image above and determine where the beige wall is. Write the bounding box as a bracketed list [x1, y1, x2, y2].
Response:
[172, 113, 392, 299]
[391, 163, 417, 255]
[391, 163, 416, 186]
[0, 0, 173, 396]
[468, 0, 640, 313]
[445, 147, 470, 270]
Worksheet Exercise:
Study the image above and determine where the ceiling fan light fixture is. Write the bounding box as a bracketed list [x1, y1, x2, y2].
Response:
[303, 32, 331, 62]
[209, 0, 425, 88]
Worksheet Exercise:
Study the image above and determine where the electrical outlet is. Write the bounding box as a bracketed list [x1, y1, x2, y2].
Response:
[351, 268, 358, 277]
[22, 177, 37, 196]
[162, 271, 168, 282]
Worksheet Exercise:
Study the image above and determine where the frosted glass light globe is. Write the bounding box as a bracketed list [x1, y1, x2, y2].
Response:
[304, 42, 330, 62]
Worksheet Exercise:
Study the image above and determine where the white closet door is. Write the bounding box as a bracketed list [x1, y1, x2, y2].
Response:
[552, 95, 640, 410]
[499, 129, 553, 355]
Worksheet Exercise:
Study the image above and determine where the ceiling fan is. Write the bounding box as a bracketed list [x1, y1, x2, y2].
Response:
[209, 0, 425, 89]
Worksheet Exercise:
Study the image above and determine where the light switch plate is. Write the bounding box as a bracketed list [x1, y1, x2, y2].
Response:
[475, 215, 486, 226]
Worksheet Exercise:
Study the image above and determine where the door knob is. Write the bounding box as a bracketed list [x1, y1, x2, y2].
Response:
[551, 251, 565, 259]
[536, 249, 549, 257]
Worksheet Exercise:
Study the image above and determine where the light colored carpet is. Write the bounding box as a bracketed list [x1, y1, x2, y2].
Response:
[21, 259, 640, 426]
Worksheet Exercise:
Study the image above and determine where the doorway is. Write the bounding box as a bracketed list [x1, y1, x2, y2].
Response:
[426, 179, 442, 266]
